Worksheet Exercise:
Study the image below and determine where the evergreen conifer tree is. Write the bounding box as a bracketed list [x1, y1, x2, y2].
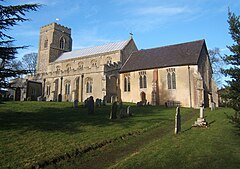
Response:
[223, 10, 240, 117]
[0, 1, 40, 88]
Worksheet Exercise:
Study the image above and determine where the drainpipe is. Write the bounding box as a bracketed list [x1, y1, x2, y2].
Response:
[188, 66, 192, 108]
[81, 74, 84, 102]
[42, 78, 46, 97]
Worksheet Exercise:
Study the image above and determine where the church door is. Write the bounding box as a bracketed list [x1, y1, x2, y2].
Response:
[140, 91, 146, 102]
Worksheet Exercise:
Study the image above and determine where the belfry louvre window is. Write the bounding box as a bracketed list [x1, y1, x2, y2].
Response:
[139, 71, 147, 88]
[124, 75, 130, 92]
[44, 39, 48, 49]
[60, 37, 65, 49]
[167, 68, 176, 89]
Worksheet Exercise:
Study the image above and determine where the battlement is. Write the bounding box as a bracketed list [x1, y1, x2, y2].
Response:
[40, 22, 71, 34]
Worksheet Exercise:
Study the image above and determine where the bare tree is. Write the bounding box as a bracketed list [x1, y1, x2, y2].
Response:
[22, 53, 38, 75]
[208, 48, 224, 87]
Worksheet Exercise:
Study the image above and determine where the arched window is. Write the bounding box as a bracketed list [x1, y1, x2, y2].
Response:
[143, 75, 147, 88]
[124, 77, 127, 92]
[91, 59, 97, 67]
[167, 69, 177, 90]
[139, 71, 147, 89]
[60, 37, 65, 49]
[124, 75, 131, 92]
[106, 57, 112, 65]
[56, 66, 61, 72]
[46, 85, 51, 96]
[66, 64, 71, 71]
[127, 76, 131, 92]
[86, 78, 93, 93]
[44, 39, 48, 49]
[167, 73, 172, 89]
[172, 72, 176, 89]
[139, 76, 143, 88]
[65, 83, 71, 95]
[78, 62, 84, 70]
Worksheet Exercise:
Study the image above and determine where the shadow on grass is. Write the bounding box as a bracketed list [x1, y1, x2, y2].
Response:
[0, 103, 172, 133]
[224, 112, 240, 136]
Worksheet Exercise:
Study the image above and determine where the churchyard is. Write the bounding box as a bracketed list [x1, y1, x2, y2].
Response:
[0, 102, 239, 169]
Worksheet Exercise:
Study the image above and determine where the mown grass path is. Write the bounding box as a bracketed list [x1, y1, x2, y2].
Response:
[49, 108, 198, 169]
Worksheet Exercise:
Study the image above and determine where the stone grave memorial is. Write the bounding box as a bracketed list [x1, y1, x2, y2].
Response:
[193, 106, 208, 127]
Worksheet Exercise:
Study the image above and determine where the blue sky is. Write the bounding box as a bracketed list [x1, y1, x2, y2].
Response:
[3, 0, 239, 65]
[4, 0, 239, 56]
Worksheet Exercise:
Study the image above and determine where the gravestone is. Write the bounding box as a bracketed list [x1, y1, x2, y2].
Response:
[102, 96, 106, 106]
[73, 99, 78, 108]
[58, 94, 62, 102]
[119, 102, 126, 118]
[37, 96, 42, 101]
[193, 106, 207, 127]
[175, 107, 181, 134]
[88, 96, 94, 114]
[84, 98, 89, 107]
[96, 98, 101, 107]
[211, 102, 216, 111]
[110, 101, 117, 119]
[126, 106, 132, 116]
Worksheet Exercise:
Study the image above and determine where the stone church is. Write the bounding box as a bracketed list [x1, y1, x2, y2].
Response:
[32, 22, 218, 108]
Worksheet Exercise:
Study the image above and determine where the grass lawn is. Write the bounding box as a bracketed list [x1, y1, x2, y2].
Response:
[0, 101, 195, 168]
[110, 107, 240, 169]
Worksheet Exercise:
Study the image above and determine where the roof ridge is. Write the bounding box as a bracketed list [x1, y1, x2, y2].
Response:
[74, 39, 130, 51]
[139, 39, 205, 52]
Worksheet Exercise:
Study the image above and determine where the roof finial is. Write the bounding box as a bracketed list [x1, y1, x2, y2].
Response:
[129, 32, 133, 39]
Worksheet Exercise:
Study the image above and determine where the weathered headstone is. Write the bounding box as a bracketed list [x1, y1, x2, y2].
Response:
[211, 102, 215, 111]
[175, 107, 181, 134]
[126, 106, 132, 116]
[88, 96, 94, 114]
[37, 96, 42, 101]
[103, 96, 106, 106]
[58, 94, 62, 102]
[84, 98, 89, 107]
[119, 102, 126, 118]
[73, 99, 79, 108]
[110, 101, 117, 119]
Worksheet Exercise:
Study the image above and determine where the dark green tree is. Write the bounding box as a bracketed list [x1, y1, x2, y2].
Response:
[223, 10, 240, 117]
[0, 1, 40, 88]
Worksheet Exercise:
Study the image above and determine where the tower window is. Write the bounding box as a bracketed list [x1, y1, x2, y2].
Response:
[44, 39, 48, 49]
[60, 37, 65, 49]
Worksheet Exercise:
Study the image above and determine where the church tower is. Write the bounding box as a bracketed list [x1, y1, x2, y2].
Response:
[37, 22, 72, 73]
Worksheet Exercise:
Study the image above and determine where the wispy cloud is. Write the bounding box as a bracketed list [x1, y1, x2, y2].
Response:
[133, 6, 190, 16]
[72, 28, 117, 50]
